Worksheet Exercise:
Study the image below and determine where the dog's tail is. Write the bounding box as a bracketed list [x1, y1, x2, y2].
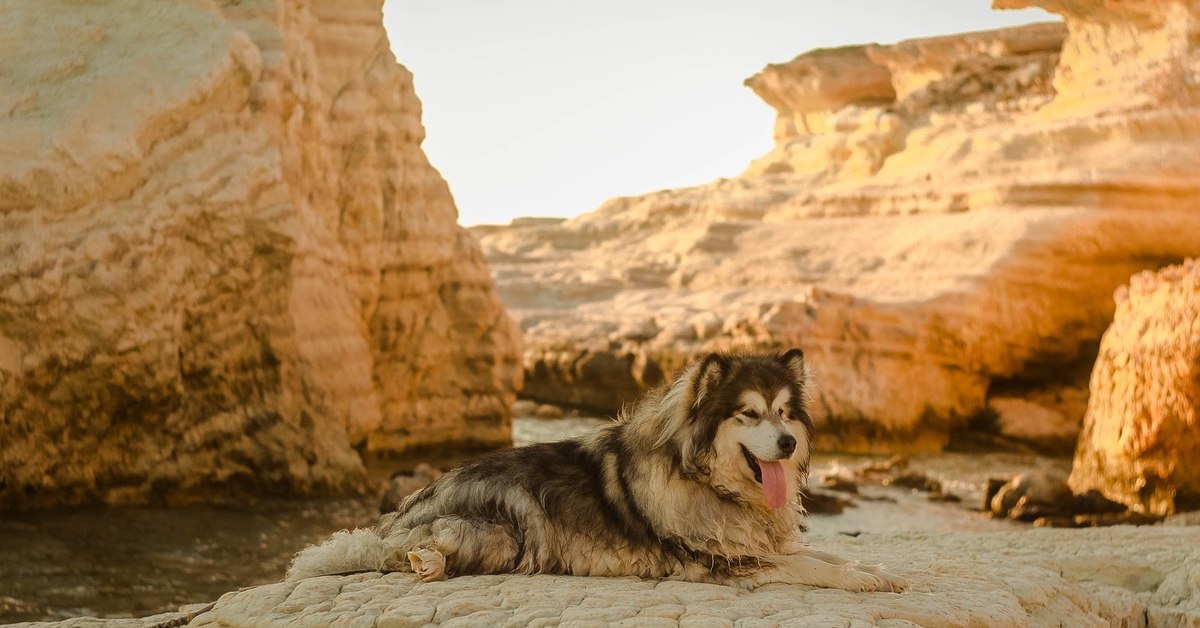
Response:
[286, 528, 392, 580]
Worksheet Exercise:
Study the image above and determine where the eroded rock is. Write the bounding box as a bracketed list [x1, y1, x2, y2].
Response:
[1070, 260, 1200, 515]
[985, 471, 1147, 527]
[379, 464, 444, 514]
[0, 0, 521, 509]
[477, 9, 1200, 453]
[819, 473, 860, 494]
[995, 0, 1200, 114]
[802, 489, 855, 514]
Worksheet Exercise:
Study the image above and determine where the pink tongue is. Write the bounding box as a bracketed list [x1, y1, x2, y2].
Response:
[758, 459, 788, 509]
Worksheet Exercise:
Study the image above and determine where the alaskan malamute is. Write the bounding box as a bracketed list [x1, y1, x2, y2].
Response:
[288, 350, 908, 592]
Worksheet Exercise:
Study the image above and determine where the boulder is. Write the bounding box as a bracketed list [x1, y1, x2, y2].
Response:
[379, 463, 444, 514]
[0, 0, 521, 509]
[986, 471, 1146, 527]
[990, 471, 1073, 520]
[476, 7, 1200, 452]
[533, 403, 566, 419]
[512, 399, 540, 417]
[1070, 260, 1200, 515]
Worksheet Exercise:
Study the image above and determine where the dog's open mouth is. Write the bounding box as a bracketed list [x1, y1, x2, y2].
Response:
[740, 445, 763, 483]
[740, 444, 788, 509]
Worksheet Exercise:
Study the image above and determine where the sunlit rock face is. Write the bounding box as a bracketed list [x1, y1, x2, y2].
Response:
[1070, 260, 1200, 516]
[995, 0, 1200, 114]
[0, 0, 521, 509]
[476, 5, 1200, 453]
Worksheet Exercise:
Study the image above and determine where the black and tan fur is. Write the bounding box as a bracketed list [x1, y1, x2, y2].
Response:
[288, 350, 908, 592]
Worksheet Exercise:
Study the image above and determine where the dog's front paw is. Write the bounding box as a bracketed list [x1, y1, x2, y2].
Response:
[838, 566, 908, 593]
[879, 571, 910, 593]
[407, 547, 447, 582]
[856, 564, 910, 593]
[837, 567, 884, 592]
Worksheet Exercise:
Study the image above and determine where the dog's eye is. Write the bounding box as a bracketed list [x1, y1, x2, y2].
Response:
[742, 409, 759, 420]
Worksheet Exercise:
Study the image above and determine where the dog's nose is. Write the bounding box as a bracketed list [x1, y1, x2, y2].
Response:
[777, 434, 796, 458]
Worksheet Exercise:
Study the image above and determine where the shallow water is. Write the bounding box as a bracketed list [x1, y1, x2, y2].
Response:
[0, 499, 377, 622]
[0, 417, 1068, 623]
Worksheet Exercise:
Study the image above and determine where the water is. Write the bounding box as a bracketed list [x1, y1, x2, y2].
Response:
[0, 417, 1067, 623]
[0, 499, 377, 622]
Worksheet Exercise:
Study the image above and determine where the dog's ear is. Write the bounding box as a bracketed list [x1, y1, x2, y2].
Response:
[779, 348, 808, 386]
[676, 352, 727, 478]
[692, 352, 727, 407]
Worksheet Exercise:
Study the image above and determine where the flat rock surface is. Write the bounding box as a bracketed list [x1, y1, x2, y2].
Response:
[19, 526, 1199, 627]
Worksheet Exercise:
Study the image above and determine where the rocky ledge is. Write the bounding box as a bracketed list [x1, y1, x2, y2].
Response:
[19, 526, 1200, 627]
[476, 0, 1200, 453]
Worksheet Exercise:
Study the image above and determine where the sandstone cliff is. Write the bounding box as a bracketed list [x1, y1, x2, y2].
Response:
[0, 0, 521, 509]
[1070, 260, 1200, 516]
[476, 1, 1200, 452]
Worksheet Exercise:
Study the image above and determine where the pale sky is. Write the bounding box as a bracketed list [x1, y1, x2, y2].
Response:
[383, 2, 1057, 226]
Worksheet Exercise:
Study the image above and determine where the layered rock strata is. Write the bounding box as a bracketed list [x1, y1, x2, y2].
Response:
[1070, 260, 1200, 516]
[0, 0, 521, 509]
[477, 4, 1200, 452]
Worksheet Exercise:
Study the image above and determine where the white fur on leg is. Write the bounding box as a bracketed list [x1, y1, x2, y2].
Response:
[286, 529, 390, 580]
[408, 547, 447, 582]
[741, 551, 909, 593]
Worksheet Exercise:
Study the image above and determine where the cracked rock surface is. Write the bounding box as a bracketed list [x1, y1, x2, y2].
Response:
[19, 526, 1200, 627]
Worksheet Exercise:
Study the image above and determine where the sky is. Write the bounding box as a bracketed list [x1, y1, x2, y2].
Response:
[382, 2, 1057, 226]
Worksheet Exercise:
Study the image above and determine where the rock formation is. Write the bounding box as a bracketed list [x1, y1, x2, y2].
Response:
[994, 0, 1200, 114]
[1070, 260, 1200, 516]
[475, 2, 1200, 452]
[0, 0, 521, 509]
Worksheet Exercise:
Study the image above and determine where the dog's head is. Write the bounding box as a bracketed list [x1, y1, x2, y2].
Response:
[672, 349, 814, 509]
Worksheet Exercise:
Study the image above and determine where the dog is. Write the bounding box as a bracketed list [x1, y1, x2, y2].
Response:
[288, 349, 908, 592]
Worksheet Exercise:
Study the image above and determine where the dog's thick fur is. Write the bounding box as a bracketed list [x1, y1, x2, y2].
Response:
[288, 350, 908, 592]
